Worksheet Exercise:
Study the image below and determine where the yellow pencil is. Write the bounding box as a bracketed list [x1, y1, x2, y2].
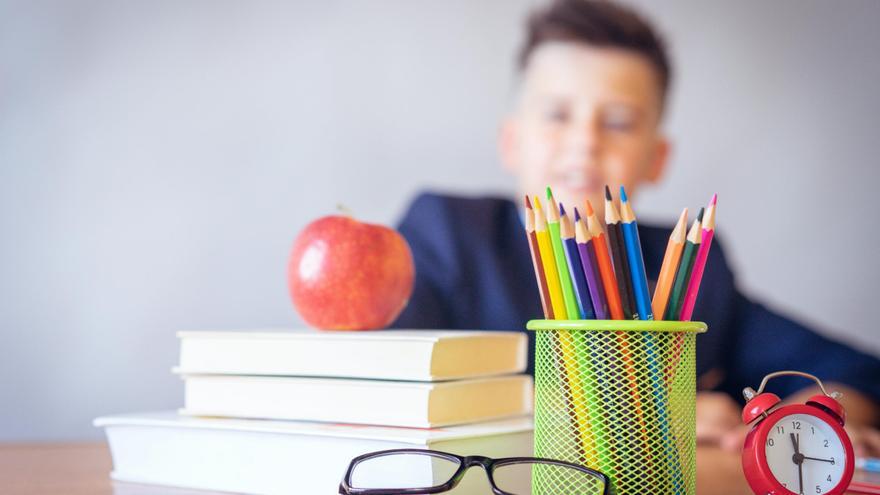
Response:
[534, 196, 597, 467]
[533, 197, 567, 320]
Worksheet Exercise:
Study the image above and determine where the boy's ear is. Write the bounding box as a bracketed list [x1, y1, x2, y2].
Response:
[646, 135, 671, 183]
[498, 117, 519, 173]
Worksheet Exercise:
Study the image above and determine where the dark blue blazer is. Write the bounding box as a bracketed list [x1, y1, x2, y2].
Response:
[391, 192, 880, 404]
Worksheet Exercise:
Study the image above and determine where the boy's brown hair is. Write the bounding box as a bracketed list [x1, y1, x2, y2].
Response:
[519, 0, 672, 107]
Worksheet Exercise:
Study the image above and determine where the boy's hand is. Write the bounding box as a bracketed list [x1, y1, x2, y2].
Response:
[847, 424, 880, 458]
[696, 392, 744, 447]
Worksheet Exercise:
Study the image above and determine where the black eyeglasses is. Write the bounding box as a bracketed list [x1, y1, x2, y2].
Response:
[338, 448, 609, 495]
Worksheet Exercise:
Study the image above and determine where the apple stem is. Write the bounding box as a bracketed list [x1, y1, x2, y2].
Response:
[336, 204, 355, 218]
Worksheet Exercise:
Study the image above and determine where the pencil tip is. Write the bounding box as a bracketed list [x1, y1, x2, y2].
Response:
[533, 195, 543, 210]
[619, 186, 628, 203]
[675, 208, 688, 232]
[524, 195, 532, 209]
[709, 193, 718, 206]
[697, 207, 705, 222]
[558, 202, 566, 216]
[585, 200, 594, 216]
[604, 185, 612, 201]
[573, 207, 581, 222]
[545, 186, 553, 200]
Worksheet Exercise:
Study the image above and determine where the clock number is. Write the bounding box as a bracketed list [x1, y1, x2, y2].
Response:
[811, 426, 815, 435]
[776, 425, 785, 434]
[827, 475, 832, 482]
[792, 421, 801, 430]
[816, 485, 821, 493]
[830, 457, 835, 465]
[823, 439, 829, 448]
[767, 438, 775, 447]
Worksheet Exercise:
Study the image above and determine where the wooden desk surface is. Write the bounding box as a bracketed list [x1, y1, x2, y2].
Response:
[0, 443, 228, 495]
[1, 442, 877, 494]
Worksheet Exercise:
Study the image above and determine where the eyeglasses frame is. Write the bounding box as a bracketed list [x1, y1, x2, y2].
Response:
[338, 448, 610, 495]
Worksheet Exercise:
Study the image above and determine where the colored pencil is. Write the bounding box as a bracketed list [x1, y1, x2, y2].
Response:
[668, 200, 715, 490]
[545, 188, 581, 320]
[560, 204, 596, 319]
[848, 481, 880, 495]
[652, 208, 688, 320]
[665, 208, 703, 321]
[620, 186, 682, 492]
[665, 208, 703, 386]
[566, 204, 614, 475]
[536, 195, 597, 467]
[582, 201, 642, 482]
[584, 200, 625, 320]
[618, 187, 653, 321]
[529, 198, 587, 467]
[524, 196, 553, 319]
[856, 457, 880, 473]
[604, 189, 650, 462]
[679, 194, 717, 321]
[604, 185, 636, 320]
[533, 197, 568, 319]
[574, 209, 609, 320]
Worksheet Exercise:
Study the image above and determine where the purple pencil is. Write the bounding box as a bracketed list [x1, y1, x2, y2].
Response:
[574, 208, 609, 320]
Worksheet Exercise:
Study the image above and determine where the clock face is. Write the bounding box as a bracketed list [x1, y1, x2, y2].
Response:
[764, 413, 846, 494]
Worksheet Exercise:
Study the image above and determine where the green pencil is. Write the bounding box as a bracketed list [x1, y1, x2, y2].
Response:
[546, 187, 580, 320]
[547, 187, 609, 470]
[665, 208, 703, 320]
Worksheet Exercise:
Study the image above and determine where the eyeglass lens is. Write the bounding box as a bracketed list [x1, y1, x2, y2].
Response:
[350, 451, 461, 490]
[493, 460, 605, 494]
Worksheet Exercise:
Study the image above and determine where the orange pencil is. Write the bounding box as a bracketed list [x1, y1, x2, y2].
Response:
[588, 200, 649, 459]
[584, 200, 624, 320]
[525, 196, 553, 319]
[652, 208, 688, 320]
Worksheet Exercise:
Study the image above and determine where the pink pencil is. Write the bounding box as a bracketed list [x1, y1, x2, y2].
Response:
[679, 194, 717, 321]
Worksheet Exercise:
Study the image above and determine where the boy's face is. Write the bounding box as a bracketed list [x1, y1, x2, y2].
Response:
[500, 42, 670, 217]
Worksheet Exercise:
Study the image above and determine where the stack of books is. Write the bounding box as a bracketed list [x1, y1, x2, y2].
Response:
[95, 330, 534, 494]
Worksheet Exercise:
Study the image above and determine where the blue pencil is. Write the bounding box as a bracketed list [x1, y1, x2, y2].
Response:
[619, 186, 682, 492]
[857, 457, 880, 473]
[559, 203, 595, 319]
[619, 186, 654, 321]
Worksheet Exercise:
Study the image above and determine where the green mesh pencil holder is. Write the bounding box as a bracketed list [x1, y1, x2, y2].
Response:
[526, 319, 707, 495]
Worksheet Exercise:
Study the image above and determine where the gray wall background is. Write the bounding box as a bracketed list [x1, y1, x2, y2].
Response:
[2, 1, 878, 441]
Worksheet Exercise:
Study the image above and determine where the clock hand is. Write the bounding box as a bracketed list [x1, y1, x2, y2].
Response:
[798, 459, 804, 494]
[793, 433, 804, 494]
[803, 456, 834, 463]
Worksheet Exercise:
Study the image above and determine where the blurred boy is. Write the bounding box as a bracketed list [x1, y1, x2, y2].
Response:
[392, 0, 880, 488]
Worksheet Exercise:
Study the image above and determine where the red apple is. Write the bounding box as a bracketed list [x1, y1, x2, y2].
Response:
[288, 215, 415, 330]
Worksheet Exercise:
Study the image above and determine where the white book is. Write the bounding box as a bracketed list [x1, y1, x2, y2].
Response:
[179, 374, 534, 428]
[176, 329, 527, 381]
[95, 411, 534, 495]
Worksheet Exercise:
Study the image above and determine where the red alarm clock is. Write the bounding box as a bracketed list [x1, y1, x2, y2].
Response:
[741, 371, 854, 495]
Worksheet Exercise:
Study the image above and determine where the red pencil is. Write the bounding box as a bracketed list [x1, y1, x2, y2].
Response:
[584, 200, 624, 320]
[525, 196, 553, 319]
